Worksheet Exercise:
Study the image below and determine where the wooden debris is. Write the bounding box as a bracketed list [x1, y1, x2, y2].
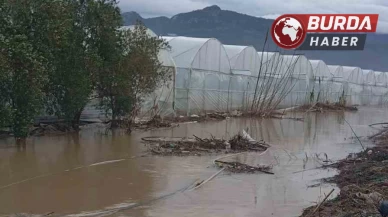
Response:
[214, 160, 274, 174]
[142, 131, 269, 156]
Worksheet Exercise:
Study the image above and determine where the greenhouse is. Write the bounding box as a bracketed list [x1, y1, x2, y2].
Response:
[162, 36, 232, 116]
[139, 34, 388, 116]
[254, 52, 285, 112]
[118, 27, 179, 117]
[223, 45, 259, 111]
[84, 28, 388, 120]
[376, 71, 388, 87]
[367, 71, 388, 106]
[328, 65, 343, 79]
[375, 72, 388, 105]
[277, 55, 314, 108]
[35, 27, 388, 125]
[222, 45, 287, 113]
[343, 66, 363, 85]
[310, 60, 330, 79]
[341, 66, 363, 105]
[224, 45, 260, 75]
[257, 52, 282, 76]
[325, 65, 346, 104]
[361, 70, 375, 105]
[363, 70, 376, 85]
[309, 60, 333, 103]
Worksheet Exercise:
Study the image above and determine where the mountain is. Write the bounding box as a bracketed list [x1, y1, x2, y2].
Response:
[122, 11, 143, 23]
[123, 5, 273, 49]
[122, 6, 388, 72]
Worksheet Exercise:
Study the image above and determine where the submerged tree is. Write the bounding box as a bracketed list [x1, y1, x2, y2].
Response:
[96, 22, 172, 129]
[0, 0, 171, 138]
[0, 0, 125, 138]
[45, 0, 121, 130]
[0, 0, 52, 139]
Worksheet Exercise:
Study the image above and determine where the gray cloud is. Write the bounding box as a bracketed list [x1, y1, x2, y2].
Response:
[119, 0, 388, 33]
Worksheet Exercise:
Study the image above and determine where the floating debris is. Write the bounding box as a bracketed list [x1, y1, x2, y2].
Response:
[29, 123, 75, 136]
[142, 130, 269, 156]
[214, 160, 273, 174]
[133, 115, 174, 130]
[297, 102, 358, 113]
[133, 112, 231, 130]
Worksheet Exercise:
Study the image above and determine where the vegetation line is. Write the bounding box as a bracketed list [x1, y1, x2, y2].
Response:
[344, 119, 365, 150]
[0, 0, 171, 139]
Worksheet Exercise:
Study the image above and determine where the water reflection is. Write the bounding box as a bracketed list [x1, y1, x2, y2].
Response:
[0, 107, 386, 216]
[0, 130, 154, 216]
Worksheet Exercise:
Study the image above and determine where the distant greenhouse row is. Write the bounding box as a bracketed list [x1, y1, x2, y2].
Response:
[82, 27, 388, 119]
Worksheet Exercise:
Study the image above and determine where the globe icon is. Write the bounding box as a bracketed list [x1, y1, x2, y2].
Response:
[272, 16, 305, 49]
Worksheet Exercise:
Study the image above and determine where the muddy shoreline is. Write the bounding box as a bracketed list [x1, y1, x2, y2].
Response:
[300, 127, 388, 217]
[0, 103, 357, 139]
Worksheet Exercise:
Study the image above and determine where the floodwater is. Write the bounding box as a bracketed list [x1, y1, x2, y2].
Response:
[0, 107, 387, 217]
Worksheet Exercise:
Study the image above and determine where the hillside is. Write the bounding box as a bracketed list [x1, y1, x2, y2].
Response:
[122, 6, 388, 72]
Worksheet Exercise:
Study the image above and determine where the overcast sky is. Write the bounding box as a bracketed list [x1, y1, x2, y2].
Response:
[120, 0, 388, 33]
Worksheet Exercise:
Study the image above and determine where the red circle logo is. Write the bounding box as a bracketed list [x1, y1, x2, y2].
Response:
[271, 15, 306, 49]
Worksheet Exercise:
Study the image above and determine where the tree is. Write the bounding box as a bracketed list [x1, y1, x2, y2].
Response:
[0, 0, 168, 138]
[44, 0, 99, 130]
[96, 22, 172, 128]
[0, 0, 51, 139]
[84, 0, 124, 126]
[0, 0, 127, 138]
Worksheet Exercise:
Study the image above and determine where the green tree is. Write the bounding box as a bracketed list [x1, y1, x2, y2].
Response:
[44, 0, 97, 130]
[0, 0, 51, 138]
[0, 50, 11, 128]
[96, 22, 172, 128]
[0, 0, 168, 138]
[78, 0, 123, 127]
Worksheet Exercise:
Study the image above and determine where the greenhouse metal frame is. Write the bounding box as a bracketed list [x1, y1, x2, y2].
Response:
[79, 28, 388, 121]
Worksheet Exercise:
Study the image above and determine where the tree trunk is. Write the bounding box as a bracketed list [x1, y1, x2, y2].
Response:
[126, 118, 132, 134]
[110, 95, 120, 129]
[16, 138, 26, 150]
[110, 110, 119, 128]
[72, 108, 84, 131]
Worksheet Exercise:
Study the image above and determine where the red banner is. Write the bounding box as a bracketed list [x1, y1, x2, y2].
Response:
[290, 14, 379, 32]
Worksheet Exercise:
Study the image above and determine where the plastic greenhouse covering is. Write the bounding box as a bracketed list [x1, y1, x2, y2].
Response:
[309, 60, 341, 103]
[223, 45, 259, 111]
[75, 28, 388, 121]
[276, 55, 314, 107]
[363, 70, 376, 85]
[161, 36, 232, 115]
[327, 65, 346, 102]
[360, 70, 373, 105]
[257, 52, 282, 76]
[376, 72, 388, 87]
[338, 66, 363, 105]
[328, 65, 343, 78]
[254, 52, 285, 109]
[375, 72, 388, 105]
[362, 70, 388, 106]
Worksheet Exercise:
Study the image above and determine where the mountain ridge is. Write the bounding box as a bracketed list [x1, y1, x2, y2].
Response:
[122, 6, 388, 72]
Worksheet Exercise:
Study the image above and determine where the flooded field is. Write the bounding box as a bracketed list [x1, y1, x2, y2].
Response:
[0, 107, 387, 217]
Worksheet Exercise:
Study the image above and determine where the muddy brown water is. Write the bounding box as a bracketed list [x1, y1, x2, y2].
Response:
[0, 107, 387, 217]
